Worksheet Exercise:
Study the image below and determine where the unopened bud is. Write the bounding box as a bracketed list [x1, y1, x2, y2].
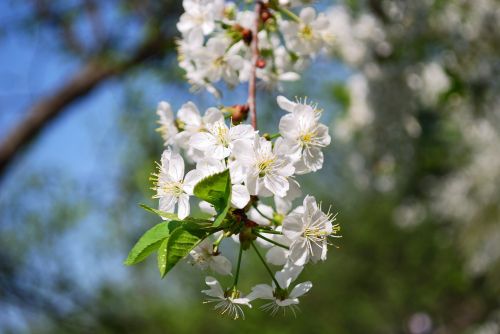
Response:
[230, 104, 249, 124]
[256, 58, 266, 68]
[242, 29, 253, 45]
[260, 6, 273, 23]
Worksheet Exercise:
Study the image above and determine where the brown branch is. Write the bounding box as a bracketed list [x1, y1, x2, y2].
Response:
[0, 33, 174, 179]
[248, 1, 262, 130]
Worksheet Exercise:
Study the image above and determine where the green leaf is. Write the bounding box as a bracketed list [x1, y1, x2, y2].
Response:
[157, 238, 169, 277]
[139, 203, 180, 220]
[161, 227, 208, 278]
[194, 169, 231, 227]
[124, 222, 172, 265]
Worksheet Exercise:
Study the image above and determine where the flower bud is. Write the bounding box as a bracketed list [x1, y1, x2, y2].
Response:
[242, 28, 253, 45]
[230, 104, 249, 124]
[256, 58, 266, 69]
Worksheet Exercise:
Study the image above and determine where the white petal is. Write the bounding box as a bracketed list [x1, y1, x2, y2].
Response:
[304, 147, 324, 172]
[210, 255, 232, 276]
[245, 173, 258, 196]
[183, 169, 203, 194]
[315, 124, 331, 146]
[231, 139, 255, 166]
[168, 151, 185, 181]
[204, 107, 223, 123]
[199, 201, 217, 216]
[231, 184, 250, 209]
[190, 132, 216, 151]
[177, 194, 190, 219]
[289, 281, 313, 298]
[247, 284, 274, 301]
[300, 7, 316, 24]
[289, 239, 310, 266]
[276, 298, 299, 307]
[264, 174, 289, 197]
[202, 276, 224, 298]
[275, 267, 296, 289]
[279, 113, 300, 139]
[159, 196, 177, 216]
[277, 95, 296, 112]
[178, 101, 201, 128]
[229, 124, 255, 141]
[310, 240, 328, 263]
[266, 247, 288, 266]
[282, 213, 304, 240]
[303, 195, 318, 217]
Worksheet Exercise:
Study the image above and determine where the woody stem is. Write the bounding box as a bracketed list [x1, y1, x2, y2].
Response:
[248, 1, 261, 130]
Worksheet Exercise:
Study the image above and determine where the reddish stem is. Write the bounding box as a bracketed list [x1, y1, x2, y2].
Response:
[248, 1, 261, 130]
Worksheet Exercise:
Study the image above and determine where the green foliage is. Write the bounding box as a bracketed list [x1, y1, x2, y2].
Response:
[124, 222, 172, 265]
[158, 227, 207, 278]
[331, 83, 351, 111]
[127, 170, 233, 278]
[193, 169, 232, 227]
[139, 203, 180, 220]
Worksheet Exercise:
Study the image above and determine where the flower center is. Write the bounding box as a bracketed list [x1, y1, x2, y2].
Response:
[257, 158, 275, 177]
[162, 181, 184, 197]
[212, 122, 229, 146]
[300, 25, 314, 40]
[214, 56, 226, 68]
[273, 288, 289, 301]
[304, 227, 329, 239]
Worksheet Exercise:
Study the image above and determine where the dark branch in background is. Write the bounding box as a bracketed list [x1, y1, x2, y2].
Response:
[0, 1, 181, 181]
[368, 0, 389, 24]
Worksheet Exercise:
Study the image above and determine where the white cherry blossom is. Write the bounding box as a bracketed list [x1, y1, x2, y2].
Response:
[190, 120, 255, 160]
[156, 101, 178, 146]
[278, 96, 331, 174]
[280, 7, 331, 55]
[174, 102, 224, 162]
[233, 135, 295, 198]
[177, 0, 224, 36]
[282, 195, 339, 266]
[248, 265, 312, 316]
[189, 232, 232, 275]
[194, 36, 245, 86]
[152, 149, 202, 219]
[202, 276, 252, 320]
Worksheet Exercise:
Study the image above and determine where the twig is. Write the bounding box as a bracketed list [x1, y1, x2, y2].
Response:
[248, 1, 262, 130]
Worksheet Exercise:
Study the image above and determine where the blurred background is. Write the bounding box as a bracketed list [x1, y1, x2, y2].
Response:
[1, 0, 500, 333]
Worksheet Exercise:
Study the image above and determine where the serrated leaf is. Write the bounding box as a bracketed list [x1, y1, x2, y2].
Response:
[124, 222, 171, 265]
[194, 169, 231, 227]
[157, 238, 169, 277]
[161, 227, 208, 278]
[139, 203, 180, 220]
[194, 169, 230, 210]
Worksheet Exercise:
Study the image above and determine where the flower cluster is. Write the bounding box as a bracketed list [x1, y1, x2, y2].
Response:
[126, 0, 340, 320]
[151, 95, 339, 318]
[177, 0, 333, 96]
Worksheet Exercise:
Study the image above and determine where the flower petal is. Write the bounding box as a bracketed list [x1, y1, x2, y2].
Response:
[177, 193, 190, 219]
[277, 95, 296, 112]
[202, 276, 224, 298]
[231, 184, 250, 209]
[289, 281, 313, 298]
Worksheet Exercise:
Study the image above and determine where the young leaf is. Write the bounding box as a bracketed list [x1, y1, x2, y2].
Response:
[194, 169, 231, 211]
[139, 203, 180, 220]
[160, 227, 208, 278]
[124, 221, 180, 265]
[193, 169, 231, 227]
